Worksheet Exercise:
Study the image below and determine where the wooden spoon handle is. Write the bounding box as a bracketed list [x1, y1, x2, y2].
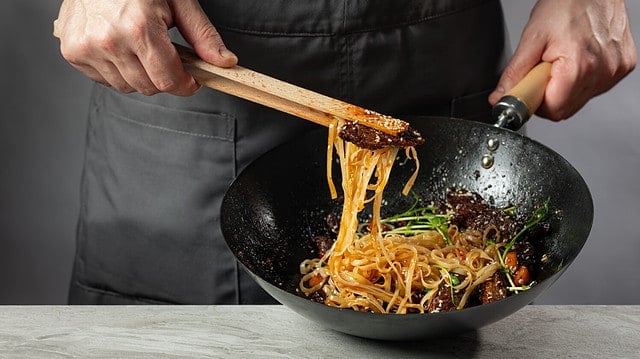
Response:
[176, 43, 409, 135]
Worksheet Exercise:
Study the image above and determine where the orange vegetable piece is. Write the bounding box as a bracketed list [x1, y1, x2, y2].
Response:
[308, 273, 324, 288]
[505, 251, 518, 269]
[514, 266, 531, 286]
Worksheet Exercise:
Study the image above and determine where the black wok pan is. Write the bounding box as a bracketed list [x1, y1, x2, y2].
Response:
[220, 115, 593, 341]
[220, 62, 592, 340]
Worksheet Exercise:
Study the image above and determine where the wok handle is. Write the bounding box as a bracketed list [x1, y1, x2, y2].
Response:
[492, 62, 552, 130]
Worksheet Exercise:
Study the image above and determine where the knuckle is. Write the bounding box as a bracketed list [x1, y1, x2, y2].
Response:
[125, 19, 149, 40]
[197, 25, 223, 45]
[92, 30, 118, 52]
[88, 22, 131, 53]
[95, 34, 117, 52]
[539, 98, 571, 122]
[550, 112, 568, 122]
[556, 100, 583, 121]
[60, 43, 81, 64]
[604, 62, 619, 80]
[113, 84, 133, 93]
[140, 87, 160, 96]
[154, 78, 179, 93]
[623, 49, 637, 73]
[501, 65, 519, 83]
[581, 54, 599, 74]
[120, 86, 136, 94]
[544, 109, 567, 122]
[174, 85, 199, 97]
[60, 37, 92, 64]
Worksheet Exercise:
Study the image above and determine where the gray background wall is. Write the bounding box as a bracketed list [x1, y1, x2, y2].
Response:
[1, 1, 638, 304]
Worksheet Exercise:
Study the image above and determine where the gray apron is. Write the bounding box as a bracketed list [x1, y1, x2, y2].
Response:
[68, 0, 508, 304]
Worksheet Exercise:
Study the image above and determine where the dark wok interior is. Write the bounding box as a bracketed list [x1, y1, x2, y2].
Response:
[221, 117, 593, 340]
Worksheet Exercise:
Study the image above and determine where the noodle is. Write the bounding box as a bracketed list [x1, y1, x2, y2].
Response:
[299, 120, 544, 314]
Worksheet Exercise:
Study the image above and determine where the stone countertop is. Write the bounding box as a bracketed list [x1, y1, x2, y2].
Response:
[0, 305, 638, 358]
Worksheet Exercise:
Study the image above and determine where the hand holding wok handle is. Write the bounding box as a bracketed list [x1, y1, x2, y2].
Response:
[492, 62, 552, 131]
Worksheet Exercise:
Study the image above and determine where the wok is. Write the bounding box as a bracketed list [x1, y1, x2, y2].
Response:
[220, 115, 593, 341]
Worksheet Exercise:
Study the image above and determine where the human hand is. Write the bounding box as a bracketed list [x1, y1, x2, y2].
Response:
[54, 0, 238, 96]
[489, 0, 636, 121]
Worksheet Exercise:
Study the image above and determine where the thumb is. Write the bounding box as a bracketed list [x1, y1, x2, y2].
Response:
[489, 32, 545, 105]
[171, 0, 238, 68]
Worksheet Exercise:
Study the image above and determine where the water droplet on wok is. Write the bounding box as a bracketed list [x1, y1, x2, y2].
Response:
[481, 154, 494, 169]
[487, 138, 499, 151]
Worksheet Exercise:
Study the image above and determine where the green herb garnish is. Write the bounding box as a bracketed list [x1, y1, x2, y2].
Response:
[434, 265, 459, 306]
[380, 195, 452, 244]
[502, 205, 518, 217]
[499, 198, 552, 293]
[503, 199, 551, 254]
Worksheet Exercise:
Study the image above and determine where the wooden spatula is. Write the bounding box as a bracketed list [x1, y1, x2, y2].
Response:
[175, 43, 411, 137]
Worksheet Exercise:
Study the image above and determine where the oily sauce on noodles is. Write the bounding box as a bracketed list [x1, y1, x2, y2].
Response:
[298, 119, 551, 314]
[301, 189, 551, 314]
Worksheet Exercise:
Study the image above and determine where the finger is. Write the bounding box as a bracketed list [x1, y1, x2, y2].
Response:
[56, 16, 133, 92]
[86, 32, 157, 95]
[62, 47, 115, 88]
[489, 29, 546, 105]
[170, 0, 238, 67]
[113, 53, 163, 96]
[68, 55, 134, 93]
[70, 62, 110, 86]
[137, 32, 201, 96]
[79, 39, 137, 93]
[537, 58, 590, 121]
[94, 61, 136, 93]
